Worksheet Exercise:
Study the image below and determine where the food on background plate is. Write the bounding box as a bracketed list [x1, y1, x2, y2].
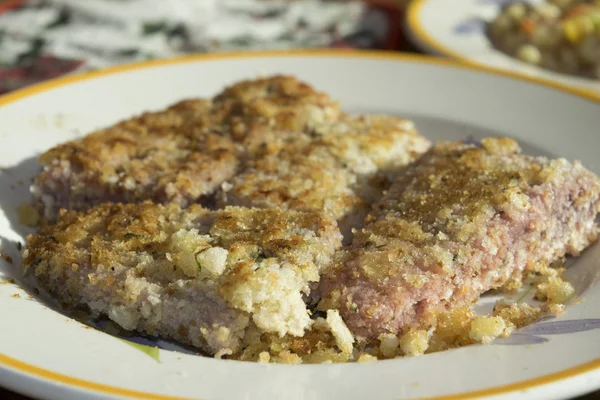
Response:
[19, 76, 600, 363]
[488, 0, 600, 78]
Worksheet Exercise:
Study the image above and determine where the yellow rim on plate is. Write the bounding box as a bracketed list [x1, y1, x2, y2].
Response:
[406, 0, 467, 59]
[1, 49, 600, 107]
[0, 49, 599, 400]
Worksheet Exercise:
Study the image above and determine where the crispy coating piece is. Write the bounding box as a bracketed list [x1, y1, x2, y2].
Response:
[170, 74, 341, 156]
[32, 75, 341, 221]
[34, 128, 238, 221]
[22, 202, 342, 354]
[310, 116, 427, 179]
[213, 74, 340, 136]
[319, 138, 600, 340]
[218, 115, 431, 240]
[310, 115, 431, 202]
[218, 133, 367, 240]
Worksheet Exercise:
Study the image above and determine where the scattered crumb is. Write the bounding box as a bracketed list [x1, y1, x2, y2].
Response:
[215, 348, 233, 359]
[535, 276, 575, 304]
[469, 316, 508, 344]
[499, 276, 523, 293]
[493, 300, 542, 328]
[258, 352, 271, 363]
[427, 307, 474, 352]
[573, 297, 584, 305]
[543, 303, 566, 316]
[378, 333, 400, 358]
[11, 293, 20, 298]
[527, 261, 560, 278]
[1, 278, 15, 284]
[399, 330, 429, 356]
[271, 350, 302, 364]
[357, 354, 378, 362]
[0, 253, 13, 264]
[326, 310, 354, 355]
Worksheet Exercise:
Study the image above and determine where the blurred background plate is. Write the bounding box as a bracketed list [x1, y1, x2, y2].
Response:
[404, 0, 600, 95]
[0, 0, 405, 94]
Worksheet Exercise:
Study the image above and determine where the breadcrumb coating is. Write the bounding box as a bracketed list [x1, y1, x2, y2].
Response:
[22, 202, 341, 354]
[319, 138, 600, 340]
[218, 114, 431, 240]
[32, 75, 342, 221]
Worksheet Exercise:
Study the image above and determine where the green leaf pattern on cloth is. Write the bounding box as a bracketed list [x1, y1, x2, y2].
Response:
[0, 0, 365, 69]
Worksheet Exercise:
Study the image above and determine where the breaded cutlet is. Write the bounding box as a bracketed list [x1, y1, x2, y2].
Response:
[33, 130, 239, 222]
[318, 138, 600, 340]
[167, 74, 342, 156]
[218, 115, 431, 240]
[31, 75, 341, 222]
[22, 202, 342, 355]
[213, 74, 341, 136]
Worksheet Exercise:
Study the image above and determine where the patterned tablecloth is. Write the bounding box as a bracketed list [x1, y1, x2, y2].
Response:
[0, 1, 598, 399]
[0, 0, 405, 94]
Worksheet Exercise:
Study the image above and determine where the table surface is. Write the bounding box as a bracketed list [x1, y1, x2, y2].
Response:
[0, 1, 598, 399]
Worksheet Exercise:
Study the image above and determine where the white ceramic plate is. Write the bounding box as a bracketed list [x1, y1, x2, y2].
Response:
[405, 0, 600, 95]
[1, 50, 600, 400]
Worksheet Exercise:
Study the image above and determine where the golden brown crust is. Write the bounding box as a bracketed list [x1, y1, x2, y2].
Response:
[209, 74, 341, 155]
[40, 130, 237, 198]
[23, 202, 342, 354]
[32, 75, 342, 221]
[220, 134, 364, 221]
[310, 115, 427, 177]
[319, 138, 600, 339]
[213, 74, 340, 133]
[218, 114, 431, 240]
